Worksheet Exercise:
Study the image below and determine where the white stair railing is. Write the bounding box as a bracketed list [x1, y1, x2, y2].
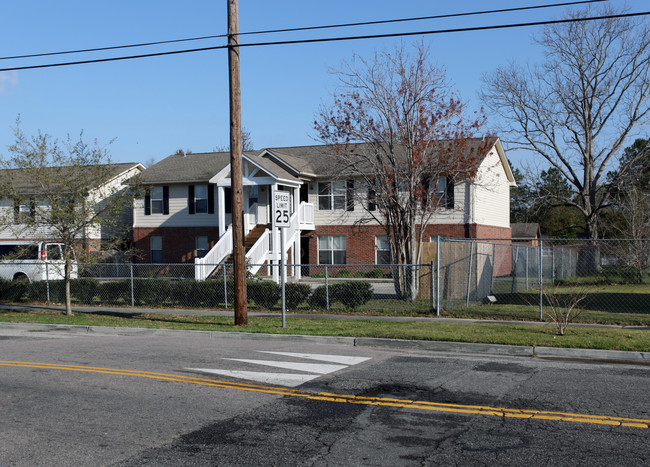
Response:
[299, 201, 314, 228]
[245, 228, 271, 275]
[194, 227, 232, 281]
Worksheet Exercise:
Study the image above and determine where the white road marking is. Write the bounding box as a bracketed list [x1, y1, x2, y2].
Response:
[186, 368, 320, 388]
[225, 358, 347, 374]
[186, 351, 371, 387]
[258, 352, 371, 366]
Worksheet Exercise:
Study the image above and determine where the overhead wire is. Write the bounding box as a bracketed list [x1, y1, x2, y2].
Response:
[0, 0, 607, 62]
[1, 9, 648, 73]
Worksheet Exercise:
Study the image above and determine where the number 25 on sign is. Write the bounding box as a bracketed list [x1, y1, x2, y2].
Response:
[274, 192, 290, 227]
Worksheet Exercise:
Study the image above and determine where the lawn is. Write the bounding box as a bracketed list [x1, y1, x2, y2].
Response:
[1, 306, 648, 352]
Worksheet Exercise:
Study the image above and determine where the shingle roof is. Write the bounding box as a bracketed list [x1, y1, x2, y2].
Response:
[0, 162, 142, 195]
[263, 137, 499, 178]
[139, 152, 231, 184]
[140, 151, 300, 184]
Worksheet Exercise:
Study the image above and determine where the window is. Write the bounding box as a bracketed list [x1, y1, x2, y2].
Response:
[188, 185, 213, 214]
[195, 236, 209, 258]
[248, 185, 258, 208]
[318, 181, 346, 210]
[436, 176, 454, 208]
[376, 236, 391, 265]
[13, 199, 35, 224]
[150, 236, 163, 263]
[195, 185, 208, 213]
[150, 187, 164, 214]
[145, 186, 169, 215]
[318, 235, 346, 264]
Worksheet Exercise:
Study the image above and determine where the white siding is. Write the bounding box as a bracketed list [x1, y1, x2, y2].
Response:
[134, 184, 221, 228]
[471, 149, 511, 228]
[308, 178, 469, 227]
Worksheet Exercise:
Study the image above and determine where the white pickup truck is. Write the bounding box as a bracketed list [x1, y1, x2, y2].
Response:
[0, 241, 78, 282]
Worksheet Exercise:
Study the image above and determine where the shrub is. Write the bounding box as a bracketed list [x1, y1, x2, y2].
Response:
[307, 285, 329, 309]
[284, 283, 312, 310]
[26, 280, 65, 303]
[98, 280, 130, 305]
[332, 281, 373, 310]
[71, 278, 99, 304]
[249, 280, 280, 309]
[366, 268, 386, 278]
[171, 280, 200, 307]
[133, 278, 171, 306]
[333, 269, 352, 278]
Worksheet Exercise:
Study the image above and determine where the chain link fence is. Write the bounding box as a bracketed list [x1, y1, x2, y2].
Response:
[1, 239, 648, 320]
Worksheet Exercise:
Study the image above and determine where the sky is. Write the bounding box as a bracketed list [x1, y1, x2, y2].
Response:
[1, 0, 648, 170]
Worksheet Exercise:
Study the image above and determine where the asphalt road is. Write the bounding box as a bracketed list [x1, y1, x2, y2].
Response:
[1, 327, 648, 466]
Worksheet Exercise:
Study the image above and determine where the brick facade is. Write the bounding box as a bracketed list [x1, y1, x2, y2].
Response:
[304, 223, 512, 266]
[133, 227, 219, 263]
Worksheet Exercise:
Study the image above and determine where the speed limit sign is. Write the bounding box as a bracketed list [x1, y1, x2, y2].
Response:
[273, 191, 291, 227]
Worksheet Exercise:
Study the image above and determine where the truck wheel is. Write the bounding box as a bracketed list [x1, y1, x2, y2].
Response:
[12, 273, 30, 283]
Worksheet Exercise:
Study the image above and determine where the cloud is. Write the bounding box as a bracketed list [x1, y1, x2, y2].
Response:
[0, 71, 18, 95]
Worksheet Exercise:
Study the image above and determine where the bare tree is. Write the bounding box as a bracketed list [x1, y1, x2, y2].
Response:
[315, 43, 487, 300]
[482, 7, 650, 241]
[0, 124, 142, 315]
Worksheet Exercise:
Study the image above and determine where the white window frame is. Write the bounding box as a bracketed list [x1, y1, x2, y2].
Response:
[318, 180, 347, 211]
[195, 236, 209, 258]
[150, 236, 163, 263]
[375, 235, 391, 265]
[150, 187, 164, 214]
[318, 235, 346, 264]
[194, 185, 208, 214]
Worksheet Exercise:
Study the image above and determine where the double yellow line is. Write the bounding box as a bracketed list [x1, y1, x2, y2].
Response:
[2, 360, 648, 429]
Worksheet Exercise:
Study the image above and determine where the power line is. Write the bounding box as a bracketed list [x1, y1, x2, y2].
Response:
[1, 10, 647, 73]
[239, 0, 607, 37]
[0, 0, 606, 62]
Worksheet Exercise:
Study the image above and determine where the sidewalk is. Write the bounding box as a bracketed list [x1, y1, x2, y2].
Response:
[2, 303, 648, 364]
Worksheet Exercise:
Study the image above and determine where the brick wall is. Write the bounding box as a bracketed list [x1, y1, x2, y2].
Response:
[133, 227, 219, 263]
[306, 223, 512, 266]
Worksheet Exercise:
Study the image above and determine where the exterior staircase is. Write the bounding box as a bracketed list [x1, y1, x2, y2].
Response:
[208, 224, 271, 278]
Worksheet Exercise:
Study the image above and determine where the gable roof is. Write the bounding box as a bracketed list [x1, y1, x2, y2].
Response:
[140, 152, 232, 184]
[139, 137, 514, 185]
[0, 162, 143, 196]
[261, 137, 513, 182]
[142, 151, 300, 185]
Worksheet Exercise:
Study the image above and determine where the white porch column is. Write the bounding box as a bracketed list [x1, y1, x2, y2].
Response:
[217, 186, 226, 236]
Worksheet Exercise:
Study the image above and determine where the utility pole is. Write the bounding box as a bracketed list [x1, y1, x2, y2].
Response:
[227, 0, 247, 325]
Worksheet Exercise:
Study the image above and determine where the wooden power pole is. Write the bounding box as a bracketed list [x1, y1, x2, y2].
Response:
[227, 0, 247, 325]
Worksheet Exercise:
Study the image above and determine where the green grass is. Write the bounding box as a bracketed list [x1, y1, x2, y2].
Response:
[1, 307, 648, 352]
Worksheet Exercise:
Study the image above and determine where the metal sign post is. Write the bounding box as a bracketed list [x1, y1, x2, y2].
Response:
[273, 191, 290, 328]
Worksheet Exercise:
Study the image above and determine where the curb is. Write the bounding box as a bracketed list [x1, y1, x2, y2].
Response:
[1, 322, 647, 364]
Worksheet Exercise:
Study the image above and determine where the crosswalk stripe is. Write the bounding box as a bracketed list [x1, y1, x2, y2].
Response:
[258, 352, 371, 366]
[185, 368, 320, 388]
[225, 358, 347, 374]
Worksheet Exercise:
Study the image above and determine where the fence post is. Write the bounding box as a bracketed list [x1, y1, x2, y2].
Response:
[325, 265, 330, 311]
[525, 247, 530, 291]
[223, 263, 228, 309]
[46, 262, 50, 302]
[430, 261, 435, 312]
[511, 246, 518, 293]
[130, 264, 135, 307]
[491, 243, 496, 294]
[436, 236, 441, 316]
[466, 241, 474, 307]
[538, 240, 543, 321]
[551, 245, 556, 283]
